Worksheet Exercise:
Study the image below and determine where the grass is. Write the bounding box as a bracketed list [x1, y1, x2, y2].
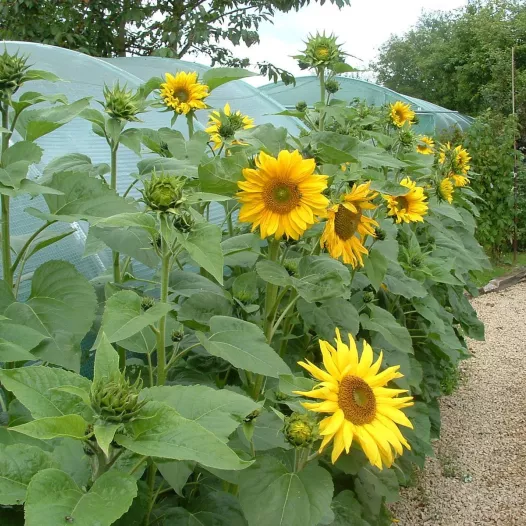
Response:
[472, 251, 526, 287]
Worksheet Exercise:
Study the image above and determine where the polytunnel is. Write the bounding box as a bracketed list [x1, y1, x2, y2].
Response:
[0, 42, 303, 290]
[259, 76, 474, 135]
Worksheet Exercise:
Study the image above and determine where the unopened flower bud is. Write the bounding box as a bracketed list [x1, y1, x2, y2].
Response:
[142, 173, 185, 212]
[295, 101, 308, 112]
[0, 50, 30, 97]
[103, 83, 144, 122]
[325, 79, 340, 94]
[283, 413, 318, 447]
[141, 296, 155, 311]
[283, 259, 299, 276]
[374, 227, 386, 240]
[363, 291, 375, 303]
[171, 329, 184, 342]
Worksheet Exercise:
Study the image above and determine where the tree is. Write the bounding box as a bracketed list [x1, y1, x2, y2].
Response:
[0, 0, 349, 81]
[373, 0, 526, 139]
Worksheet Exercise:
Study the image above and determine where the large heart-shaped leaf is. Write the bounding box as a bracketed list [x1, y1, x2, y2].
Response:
[10, 415, 89, 440]
[25, 469, 137, 526]
[197, 316, 291, 378]
[0, 322, 48, 362]
[360, 305, 413, 353]
[3, 261, 97, 371]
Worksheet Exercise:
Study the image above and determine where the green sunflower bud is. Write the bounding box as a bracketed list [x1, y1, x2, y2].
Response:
[172, 208, 195, 233]
[374, 227, 387, 241]
[90, 372, 146, 423]
[325, 79, 340, 94]
[410, 254, 424, 268]
[398, 128, 417, 148]
[141, 296, 155, 311]
[0, 50, 30, 97]
[300, 32, 344, 68]
[295, 101, 308, 112]
[171, 329, 184, 342]
[284, 258, 299, 276]
[363, 291, 375, 303]
[142, 173, 185, 212]
[102, 83, 145, 122]
[283, 413, 319, 448]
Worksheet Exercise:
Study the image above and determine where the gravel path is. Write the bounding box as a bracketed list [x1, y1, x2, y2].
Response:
[392, 282, 526, 526]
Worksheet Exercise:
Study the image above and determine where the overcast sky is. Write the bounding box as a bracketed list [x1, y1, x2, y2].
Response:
[215, 0, 467, 86]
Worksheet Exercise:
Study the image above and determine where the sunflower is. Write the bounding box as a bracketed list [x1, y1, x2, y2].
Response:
[160, 72, 209, 115]
[416, 136, 434, 155]
[450, 174, 469, 187]
[237, 150, 329, 239]
[438, 178, 454, 203]
[205, 103, 254, 150]
[384, 177, 428, 223]
[390, 101, 415, 128]
[294, 328, 413, 467]
[320, 182, 378, 268]
[455, 146, 471, 174]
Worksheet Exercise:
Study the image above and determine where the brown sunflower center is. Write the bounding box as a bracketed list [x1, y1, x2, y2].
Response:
[338, 375, 376, 425]
[174, 89, 189, 102]
[396, 195, 409, 211]
[264, 181, 301, 214]
[334, 206, 362, 241]
[395, 109, 405, 121]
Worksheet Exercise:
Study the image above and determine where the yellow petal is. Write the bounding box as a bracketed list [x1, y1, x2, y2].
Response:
[331, 427, 346, 464]
[320, 408, 345, 436]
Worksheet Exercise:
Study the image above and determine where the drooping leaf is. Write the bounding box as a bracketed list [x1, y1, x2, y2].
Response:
[363, 248, 388, 291]
[169, 270, 225, 298]
[383, 262, 427, 299]
[239, 456, 334, 526]
[360, 305, 413, 353]
[157, 460, 195, 496]
[197, 316, 291, 378]
[116, 402, 251, 471]
[202, 67, 258, 91]
[10, 415, 89, 440]
[94, 423, 121, 456]
[25, 469, 137, 526]
[3, 261, 97, 371]
[295, 256, 350, 302]
[0, 322, 48, 362]
[178, 292, 233, 328]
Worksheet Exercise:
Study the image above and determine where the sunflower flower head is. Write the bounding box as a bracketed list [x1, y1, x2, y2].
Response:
[237, 150, 329, 240]
[205, 103, 254, 150]
[450, 174, 469, 187]
[438, 177, 454, 203]
[320, 182, 379, 268]
[296, 32, 344, 69]
[102, 82, 146, 122]
[383, 177, 428, 223]
[283, 413, 319, 448]
[389, 101, 415, 128]
[294, 328, 414, 467]
[0, 49, 30, 98]
[141, 172, 186, 213]
[417, 136, 435, 155]
[160, 71, 209, 115]
[438, 143, 471, 177]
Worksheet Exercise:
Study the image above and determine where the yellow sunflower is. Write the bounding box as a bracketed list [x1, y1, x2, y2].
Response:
[455, 145, 471, 174]
[384, 177, 428, 223]
[160, 71, 209, 115]
[320, 182, 378, 268]
[237, 150, 329, 239]
[390, 101, 415, 128]
[205, 103, 254, 150]
[450, 174, 469, 187]
[294, 328, 413, 467]
[439, 178, 454, 203]
[416, 136, 434, 155]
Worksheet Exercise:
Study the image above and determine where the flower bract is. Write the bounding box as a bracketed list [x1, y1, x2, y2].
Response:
[160, 71, 209, 114]
[237, 150, 329, 239]
[295, 328, 414, 467]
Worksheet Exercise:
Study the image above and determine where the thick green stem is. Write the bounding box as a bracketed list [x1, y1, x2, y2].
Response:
[156, 235, 171, 386]
[145, 461, 157, 526]
[318, 67, 326, 131]
[110, 145, 121, 284]
[186, 114, 195, 138]
[1, 104, 12, 288]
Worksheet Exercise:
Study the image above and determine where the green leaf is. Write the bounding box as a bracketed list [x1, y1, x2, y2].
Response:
[383, 262, 427, 299]
[360, 305, 413, 353]
[430, 199, 464, 222]
[329, 490, 368, 526]
[0, 367, 92, 419]
[256, 259, 292, 287]
[93, 332, 120, 383]
[96, 290, 172, 344]
[238, 410, 290, 451]
[177, 218, 224, 284]
[178, 292, 233, 328]
[25, 469, 137, 526]
[236, 124, 289, 156]
[52, 439, 91, 488]
[120, 128, 142, 155]
[447, 286, 484, 340]
[142, 385, 259, 440]
[24, 70, 61, 83]
[16, 98, 91, 141]
[295, 256, 350, 302]
[94, 423, 121, 456]
[198, 152, 248, 194]
[169, 270, 224, 298]
[157, 460, 195, 496]
[363, 248, 388, 291]
[222, 234, 261, 268]
[369, 180, 411, 196]
[0, 322, 48, 362]
[297, 298, 359, 341]
[10, 415, 88, 440]
[202, 67, 258, 91]
[11, 228, 75, 263]
[278, 375, 316, 397]
[116, 402, 251, 471]
[198, 316, 291, 378]
[0, 444, 55, 505]
[43, 153, 109, 178]
[138, 156, 197, 179]
[165, 131, 209, 164]
[239, 456, 334, 526]
[3, 261, 97, 371]
[331, 62, 358, 74]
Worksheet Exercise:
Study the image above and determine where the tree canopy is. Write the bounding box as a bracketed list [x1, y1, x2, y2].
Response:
[0, 0, 349, 81]
[373, 0, 526, 133]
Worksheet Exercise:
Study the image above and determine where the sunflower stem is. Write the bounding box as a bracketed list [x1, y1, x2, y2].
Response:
[318, 66, 326, 131]
[156, 228, 172, 386]
[1, 102, 12, 289]
[110, 144, 121, 285]
[186, 113, 195, 138]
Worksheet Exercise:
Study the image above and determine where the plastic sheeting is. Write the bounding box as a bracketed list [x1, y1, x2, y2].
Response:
[259, 76, 474, 135]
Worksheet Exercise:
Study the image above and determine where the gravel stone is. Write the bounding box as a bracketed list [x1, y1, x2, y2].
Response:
[391, 282, 526, 525]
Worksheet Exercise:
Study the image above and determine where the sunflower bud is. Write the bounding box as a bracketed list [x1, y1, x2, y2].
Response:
[398, 129, 417, 148]
[102, 83, 144, 122]
[363, 291, 375, 303]
[172, 208, 195, 233]
[284, 258, 299, 276]
[142, 173, 185, 212]
[0, 50, 30, 98]
[374, 227, 386, 241]
[171, 329, 184, 342]
[295, 101, 308, 112]
[410, 254, 424, 268]
[283, 413, 318, 447]
[298, 32, 344, 69]
[325, 79, 340, 94]
[90, 372, 146, 423]
[141, 296, 155, 311]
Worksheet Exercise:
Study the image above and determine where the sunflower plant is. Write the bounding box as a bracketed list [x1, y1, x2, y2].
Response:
[0, 42, 488, 526]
